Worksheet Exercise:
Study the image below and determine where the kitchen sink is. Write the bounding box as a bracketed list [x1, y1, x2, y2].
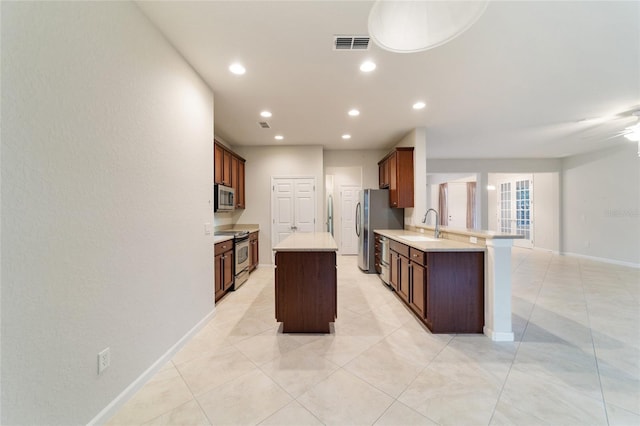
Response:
[399, 235, 441, 242]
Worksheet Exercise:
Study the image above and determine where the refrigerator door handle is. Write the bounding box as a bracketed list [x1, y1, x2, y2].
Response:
[355, 202, 361, 237]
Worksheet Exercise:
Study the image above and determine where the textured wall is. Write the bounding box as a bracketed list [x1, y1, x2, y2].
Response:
[1, 2, 214, 423]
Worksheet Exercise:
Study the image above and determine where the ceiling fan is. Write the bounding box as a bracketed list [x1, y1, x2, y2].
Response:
[598, 107, 640, 141]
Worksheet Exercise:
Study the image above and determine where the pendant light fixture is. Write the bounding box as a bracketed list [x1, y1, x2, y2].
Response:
[368, 0, 489, 53]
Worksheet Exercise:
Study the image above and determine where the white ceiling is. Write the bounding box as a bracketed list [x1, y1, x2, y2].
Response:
[136, 1, 640, 158]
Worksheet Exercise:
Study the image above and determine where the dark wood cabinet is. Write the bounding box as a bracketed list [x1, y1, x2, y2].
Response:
[377, 147, 414, 208]
[275, 250, 337, 333]
[409, 248, 426, 318]
[249, 231, 259, 271]
[214, 140, 246, 209]
[425, 251, 484, 333]
[214, 143, 224, 185]
[387, 236, 484, 333]
[390, 240, 410, 301]
[390, 250, 400, 292]
[236, 160, 245, 209]
[222, 149, 232, 186]
[214, 239, 234, 302]
[379, 157, 390, 188]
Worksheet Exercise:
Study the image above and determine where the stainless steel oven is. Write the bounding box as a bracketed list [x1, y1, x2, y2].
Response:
[215, 230, 250, 289]
[233, 234, 250, 288]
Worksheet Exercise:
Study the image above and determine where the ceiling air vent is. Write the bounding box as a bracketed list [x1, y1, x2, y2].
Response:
[333, 35, 370, 51]
[258, 121, 270, 129]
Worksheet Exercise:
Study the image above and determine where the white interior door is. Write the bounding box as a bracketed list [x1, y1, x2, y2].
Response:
[447, 182, 467, 228]
[498, 177, 533, 248]
[271, 177, 317, 251]
[339, 185, 360, 255]
[273, 180, 295, 245]
[294, 179, 315, 232]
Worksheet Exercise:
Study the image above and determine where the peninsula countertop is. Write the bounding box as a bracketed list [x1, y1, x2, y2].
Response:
[375, 229, 485, 252]
[272, 232, 338, 252]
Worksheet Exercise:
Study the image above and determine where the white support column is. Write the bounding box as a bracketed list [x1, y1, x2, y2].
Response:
[484, 238, 515, 341]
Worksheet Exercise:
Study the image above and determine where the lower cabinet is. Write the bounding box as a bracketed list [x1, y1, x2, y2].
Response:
[249, 231, 259, 271]
[214, 240, 234, 302]
[388, 238, 484, 333]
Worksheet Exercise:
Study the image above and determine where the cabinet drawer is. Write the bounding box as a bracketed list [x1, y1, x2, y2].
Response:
[409, 248, 426, 265]
[215, 240, 233, 255]
[389, 240, 409, 257]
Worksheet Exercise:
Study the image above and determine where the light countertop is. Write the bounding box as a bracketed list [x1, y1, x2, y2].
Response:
[214, 235, 234, 244]
[412, 224, 523, 240]
[375, 229, 485, 252]
[216, 224, 260, 233]
[273, 232, 338, 252]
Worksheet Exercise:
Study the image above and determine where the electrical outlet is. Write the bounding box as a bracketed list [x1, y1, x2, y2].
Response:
[98, 347, 111, 375]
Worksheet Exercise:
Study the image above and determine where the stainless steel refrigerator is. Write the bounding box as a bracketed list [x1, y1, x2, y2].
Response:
[356, 189, 404, 273]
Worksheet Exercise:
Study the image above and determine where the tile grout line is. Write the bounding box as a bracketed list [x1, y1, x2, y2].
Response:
[578, 259, 611, 426]
[486, 248, 552, 426]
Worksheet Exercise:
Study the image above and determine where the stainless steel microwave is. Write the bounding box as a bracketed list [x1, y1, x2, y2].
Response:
[214, 184, 235, 212]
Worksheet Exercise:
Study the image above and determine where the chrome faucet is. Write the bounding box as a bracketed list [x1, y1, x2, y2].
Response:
[422, 208, 440, 239]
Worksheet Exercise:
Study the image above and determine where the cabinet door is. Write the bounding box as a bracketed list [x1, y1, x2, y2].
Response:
[388, 152, 398, 207]
[231, 155, 238, 191]
[396, 149, 414, 208]
[390, 250, 400, 291]
[398, 254, 410, 302]
[250, 233, 259, 270]
[222, 149, 232, 186]
[222, 250, 234, 291]
[214, 253, 224, 301]
[410, 262, 425, 317]
[237, 160, 245, 209]
[214, 143, 224, 184]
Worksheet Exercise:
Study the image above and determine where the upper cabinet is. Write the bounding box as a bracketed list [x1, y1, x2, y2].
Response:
[378, 147, 414, 208]
[214, 140, 246, 209]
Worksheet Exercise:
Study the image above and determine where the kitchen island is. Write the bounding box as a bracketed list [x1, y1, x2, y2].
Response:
[273, 232, 338, 333]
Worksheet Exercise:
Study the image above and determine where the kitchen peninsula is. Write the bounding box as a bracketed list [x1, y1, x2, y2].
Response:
[273, 232, 338, 333]
[379, 226, 522, 341]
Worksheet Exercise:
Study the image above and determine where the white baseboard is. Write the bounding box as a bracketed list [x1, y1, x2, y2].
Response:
[483, 326, 515, 342]
[532, 246, 560, 255]
[88, 309, 216, 426]
[560, 251, 640, 269]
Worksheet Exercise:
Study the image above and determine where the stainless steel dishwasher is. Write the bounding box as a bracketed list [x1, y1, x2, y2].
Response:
[379, 236, 391, 285]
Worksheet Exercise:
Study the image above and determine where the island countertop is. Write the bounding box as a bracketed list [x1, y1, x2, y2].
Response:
[374, 229, 485, 252]
[272, 232, 338, 252]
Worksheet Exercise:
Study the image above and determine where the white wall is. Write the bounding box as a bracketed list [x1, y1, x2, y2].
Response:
[562, 144, 640, 265]
[234, 145, 324, 264]
[1, 2, 215, 424]
[323, 149, 385, 190]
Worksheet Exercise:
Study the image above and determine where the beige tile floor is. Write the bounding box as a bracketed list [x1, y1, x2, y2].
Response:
[107, 249, 640, 425]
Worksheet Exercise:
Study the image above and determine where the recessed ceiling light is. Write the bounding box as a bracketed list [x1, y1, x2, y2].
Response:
[359, 61, 376, 72]
[342, 134, 351, 140]
[229, 63, 246, 75]
[260, 111, 272, 118]
[348, 109, 360, 117]
[413, 101, 426, 110]
[274, 135, 284, 140]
